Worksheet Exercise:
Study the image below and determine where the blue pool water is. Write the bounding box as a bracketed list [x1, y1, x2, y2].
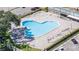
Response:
[22, 20, 60, 37]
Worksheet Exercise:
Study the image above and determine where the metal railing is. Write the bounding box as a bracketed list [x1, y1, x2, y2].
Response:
[50, 7, 79, 17]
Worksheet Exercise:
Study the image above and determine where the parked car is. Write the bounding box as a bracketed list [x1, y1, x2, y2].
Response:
[71, 39, 78, 44]
[31, 7, 40, 11]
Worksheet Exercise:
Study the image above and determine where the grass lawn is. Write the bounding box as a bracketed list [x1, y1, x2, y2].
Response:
[16, 44, 41, 51]
[21, 47, 41, 51]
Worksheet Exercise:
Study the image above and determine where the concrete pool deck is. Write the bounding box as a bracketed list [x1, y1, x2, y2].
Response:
[21, 11, 79, 50]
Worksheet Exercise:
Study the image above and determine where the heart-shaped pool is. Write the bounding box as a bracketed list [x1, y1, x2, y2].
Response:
[21, 20, 60, 37]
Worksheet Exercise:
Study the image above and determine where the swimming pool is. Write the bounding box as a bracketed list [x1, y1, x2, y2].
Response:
[21, 20, 60, 37]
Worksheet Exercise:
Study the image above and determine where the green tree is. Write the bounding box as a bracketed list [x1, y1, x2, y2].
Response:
[4, 11, 20, 26]
[0, 11, 20, 50]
